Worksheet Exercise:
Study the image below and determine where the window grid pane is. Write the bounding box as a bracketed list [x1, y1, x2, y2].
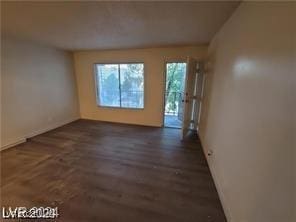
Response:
[97, 64, 120, 107]
[96, 63, 144, 109]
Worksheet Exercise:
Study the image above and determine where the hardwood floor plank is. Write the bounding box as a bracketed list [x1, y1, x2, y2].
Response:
[1, 119, 226, 222]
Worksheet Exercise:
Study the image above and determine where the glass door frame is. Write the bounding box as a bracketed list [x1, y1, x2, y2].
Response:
[162, 60, 187, 128]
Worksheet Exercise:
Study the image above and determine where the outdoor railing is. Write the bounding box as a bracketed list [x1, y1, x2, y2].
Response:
[121, 90, 144, 108]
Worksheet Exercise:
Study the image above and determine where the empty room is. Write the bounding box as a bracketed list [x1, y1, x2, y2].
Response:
[1, 1, 295, 222]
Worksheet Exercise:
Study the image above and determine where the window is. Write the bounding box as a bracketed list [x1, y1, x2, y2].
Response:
[95, 63, 144, 109]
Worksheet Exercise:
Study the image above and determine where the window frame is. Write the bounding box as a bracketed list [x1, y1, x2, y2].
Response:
[94, 62, 145, 110]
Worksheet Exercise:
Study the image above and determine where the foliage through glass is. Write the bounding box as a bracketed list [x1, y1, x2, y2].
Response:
[96, 63, 144, 108]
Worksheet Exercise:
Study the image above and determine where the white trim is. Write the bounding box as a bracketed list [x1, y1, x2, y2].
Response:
[0, 117, 79, 151]
[81, 117, 162, 128]
[26, 117, 79, 139]
[199, 137, 232, 222]
[0, 138, 27, 151]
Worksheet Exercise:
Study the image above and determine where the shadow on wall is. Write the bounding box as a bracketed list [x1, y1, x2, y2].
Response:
[198, 49, 217, 146]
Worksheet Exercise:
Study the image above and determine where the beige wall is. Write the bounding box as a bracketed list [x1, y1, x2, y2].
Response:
[1, 36, 80, 149]
[74, 46, 207, 126]
[294, 27, 296, 220]
[199, 2, 295, 222]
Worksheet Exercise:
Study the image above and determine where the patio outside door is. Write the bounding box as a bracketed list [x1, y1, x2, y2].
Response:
[163, 62, 186, 128]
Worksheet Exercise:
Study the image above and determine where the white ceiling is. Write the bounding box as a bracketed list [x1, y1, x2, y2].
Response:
[1, 1, 240, 51]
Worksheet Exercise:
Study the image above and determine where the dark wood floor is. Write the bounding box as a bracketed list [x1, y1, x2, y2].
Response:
[1, 119, 226, 222]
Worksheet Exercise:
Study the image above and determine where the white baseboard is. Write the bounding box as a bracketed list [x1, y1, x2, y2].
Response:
[0, 117, 79, 151]
[0, 138, 27, 151]
[25, 117, 79, 139]
[199, 136, 232, 222]
[81, 117, 162, 128]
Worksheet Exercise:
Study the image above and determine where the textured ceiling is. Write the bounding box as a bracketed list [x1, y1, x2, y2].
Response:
[1, 1, 240, 51]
